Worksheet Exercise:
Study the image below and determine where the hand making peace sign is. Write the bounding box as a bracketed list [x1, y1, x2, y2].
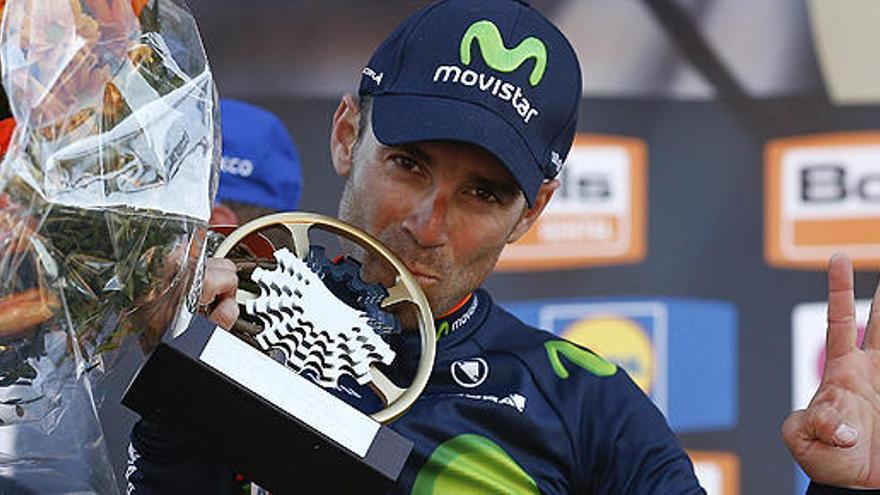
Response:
[783, 253, 880, 489]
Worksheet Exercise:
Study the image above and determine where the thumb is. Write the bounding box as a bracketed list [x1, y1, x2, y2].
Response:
[208, 297, 239, 331]
[785, 404, 858, 449]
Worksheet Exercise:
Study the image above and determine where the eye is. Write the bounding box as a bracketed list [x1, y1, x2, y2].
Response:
[470, 187, 500, 204]
[390, 154, 423, 175]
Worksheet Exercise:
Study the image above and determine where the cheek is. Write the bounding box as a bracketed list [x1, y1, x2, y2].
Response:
[449, 213, 517, 268]
[351, 174, 411, 236]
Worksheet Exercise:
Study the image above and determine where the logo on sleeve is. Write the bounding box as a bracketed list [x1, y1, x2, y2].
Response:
[451, 357, 489, 388]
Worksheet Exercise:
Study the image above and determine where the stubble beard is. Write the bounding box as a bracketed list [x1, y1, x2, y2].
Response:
[336, 181, 477, 325]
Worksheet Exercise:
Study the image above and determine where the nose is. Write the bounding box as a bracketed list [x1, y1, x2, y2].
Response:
[401, 191, 449, 248]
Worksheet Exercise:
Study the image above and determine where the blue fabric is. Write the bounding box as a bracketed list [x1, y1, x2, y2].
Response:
[359, 0, 582, 206]
[216, 99, 302, 211]
[807, 483, 880, 494]
[127, 289, 706, 494]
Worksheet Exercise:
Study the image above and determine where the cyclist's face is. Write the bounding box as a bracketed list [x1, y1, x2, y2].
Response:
[331, 96, 556, 315]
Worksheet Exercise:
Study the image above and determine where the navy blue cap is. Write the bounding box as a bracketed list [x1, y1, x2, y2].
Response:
[216, 99, 302, 211]
[359, 0, 581, 206]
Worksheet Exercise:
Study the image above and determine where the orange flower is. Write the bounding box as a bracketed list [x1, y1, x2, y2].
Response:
[0, 206, 36, 256]
[0, 288, 59, 338]
[12, 1, 144, 142]
[131, 0, 147, 17]
[83, 0, 138, 43]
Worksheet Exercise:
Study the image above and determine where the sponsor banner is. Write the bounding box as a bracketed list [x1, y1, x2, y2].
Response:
[689, 450, 740, 495]
[496, 134, 647, 271]
[791, 299, 871, 494]
[765, 132, 880, 270]
[791, 299, 871, 410]
[502, 297, 737, 432]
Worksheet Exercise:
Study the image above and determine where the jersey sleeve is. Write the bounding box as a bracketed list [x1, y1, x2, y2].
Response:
[586, 371, 704, 494]
[127, 418, 241, 494]
[479, 308, 706, 494]
[806, 482, 880, 494]
[546, 343, 704, 495]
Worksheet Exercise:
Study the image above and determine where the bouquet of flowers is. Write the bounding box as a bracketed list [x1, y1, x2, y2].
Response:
[0, 0, 217, 490]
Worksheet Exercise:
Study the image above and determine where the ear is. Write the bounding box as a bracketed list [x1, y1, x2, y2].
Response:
[330, 93, 360, 177]
[507, 179, 559, 243]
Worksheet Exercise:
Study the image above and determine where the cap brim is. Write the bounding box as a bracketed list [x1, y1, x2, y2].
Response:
[370, 94, 544, 206]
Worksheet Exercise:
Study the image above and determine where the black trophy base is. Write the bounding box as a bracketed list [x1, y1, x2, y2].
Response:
[122, 314, 412, 494]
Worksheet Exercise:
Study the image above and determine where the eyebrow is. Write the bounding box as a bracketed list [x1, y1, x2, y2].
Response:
[387, 142, 522, 200]
[471, 175, 520, 200]
[393, 144, 433, 164]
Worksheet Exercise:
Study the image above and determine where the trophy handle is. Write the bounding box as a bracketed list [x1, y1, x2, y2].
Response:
[212, 212, 436, 424]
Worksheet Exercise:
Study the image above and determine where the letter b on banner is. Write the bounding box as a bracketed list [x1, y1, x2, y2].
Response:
[765, 132, 880, 270]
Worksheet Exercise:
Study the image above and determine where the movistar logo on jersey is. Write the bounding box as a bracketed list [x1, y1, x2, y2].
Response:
[432, 20, 547, 124]
[545, 340, 617, 379]
[413, 434, 539, 494]
[437, 294, 479, 341]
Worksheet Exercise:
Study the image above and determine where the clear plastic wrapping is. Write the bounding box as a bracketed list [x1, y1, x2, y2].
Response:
[0, 0, 218, 491]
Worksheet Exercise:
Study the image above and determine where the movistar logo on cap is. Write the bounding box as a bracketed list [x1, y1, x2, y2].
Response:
[431, 20, 546, 125]
[460, 20, 547, 86]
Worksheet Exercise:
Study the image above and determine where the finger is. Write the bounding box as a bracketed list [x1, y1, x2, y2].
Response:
[795, 402, 859, 449]
[781, 409, 807, 452]
[826, 253, 857, 361]
[208, 297, 239, 331]
[200, 258, 238, 305]
[863, 275, 880, 350]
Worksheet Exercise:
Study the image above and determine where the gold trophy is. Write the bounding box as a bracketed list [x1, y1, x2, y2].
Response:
[124, 212, 437, 493]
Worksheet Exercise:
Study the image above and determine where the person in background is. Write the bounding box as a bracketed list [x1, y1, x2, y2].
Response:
[209, 98, 302, 227]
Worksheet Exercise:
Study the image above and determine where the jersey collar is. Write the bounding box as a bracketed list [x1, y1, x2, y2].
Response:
[433, 289, 489, 350]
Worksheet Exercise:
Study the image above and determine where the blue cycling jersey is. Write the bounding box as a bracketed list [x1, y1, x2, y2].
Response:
[126, 288, 846, 494]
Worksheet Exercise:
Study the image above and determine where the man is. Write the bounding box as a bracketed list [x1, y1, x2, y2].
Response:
[130, 1, 880, 493]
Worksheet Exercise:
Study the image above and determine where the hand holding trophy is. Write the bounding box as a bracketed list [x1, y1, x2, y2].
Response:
[124, 212, 437, 492]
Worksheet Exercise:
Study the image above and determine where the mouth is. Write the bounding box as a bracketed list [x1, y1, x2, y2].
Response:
[405, 265, 440, 287]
